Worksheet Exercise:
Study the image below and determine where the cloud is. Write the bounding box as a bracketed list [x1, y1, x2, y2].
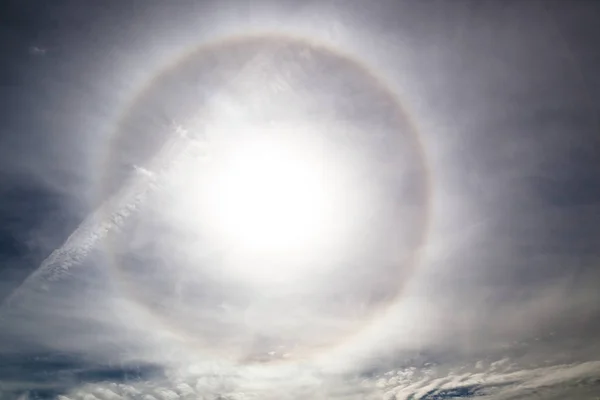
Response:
[12, 358, 597, 400]
[362, 360, 600, 400]
[0, 124, 205, 312]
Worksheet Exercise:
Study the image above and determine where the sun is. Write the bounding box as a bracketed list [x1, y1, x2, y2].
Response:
[171, 125, 360, 285]
[206, 136, 334, 254]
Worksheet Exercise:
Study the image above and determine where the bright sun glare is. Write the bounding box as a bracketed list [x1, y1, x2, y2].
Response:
[172, 127, 360, 285]
[207, 137, 334, 254]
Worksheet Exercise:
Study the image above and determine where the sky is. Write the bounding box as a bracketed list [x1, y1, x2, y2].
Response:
[1, 1, 600, 399]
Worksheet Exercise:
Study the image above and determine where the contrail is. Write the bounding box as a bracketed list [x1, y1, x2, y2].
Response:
[0, 129, 204, 312]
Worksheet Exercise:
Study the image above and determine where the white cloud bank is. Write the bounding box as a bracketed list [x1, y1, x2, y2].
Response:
[30, 359, 598, 400]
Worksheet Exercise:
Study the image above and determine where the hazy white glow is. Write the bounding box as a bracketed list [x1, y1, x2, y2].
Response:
[207, 137, 335, 254]
[166, 124, 365, 285]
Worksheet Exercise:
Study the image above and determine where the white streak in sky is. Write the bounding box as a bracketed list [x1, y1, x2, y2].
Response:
[0, 127, 208, 312]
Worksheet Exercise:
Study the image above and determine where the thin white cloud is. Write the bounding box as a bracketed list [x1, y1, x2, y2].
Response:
[0, 125, 206, 313]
